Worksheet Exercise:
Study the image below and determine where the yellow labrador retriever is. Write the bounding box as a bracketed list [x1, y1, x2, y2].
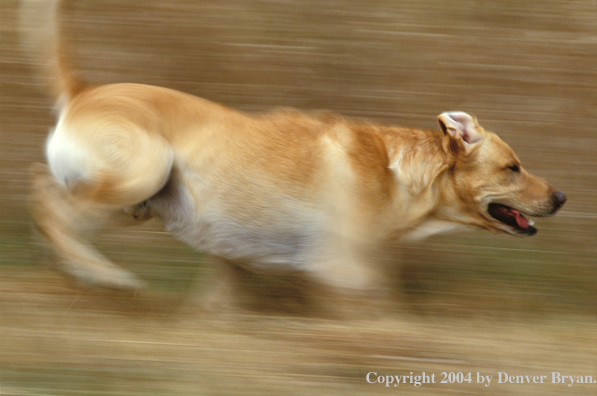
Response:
[30, 1, 566, 291]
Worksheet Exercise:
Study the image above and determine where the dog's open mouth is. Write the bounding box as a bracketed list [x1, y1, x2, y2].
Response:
[487, 203, 537, 236]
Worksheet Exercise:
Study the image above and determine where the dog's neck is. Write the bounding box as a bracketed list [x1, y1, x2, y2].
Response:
[382, 128, 449, 193]
[379, 127, 457, 238]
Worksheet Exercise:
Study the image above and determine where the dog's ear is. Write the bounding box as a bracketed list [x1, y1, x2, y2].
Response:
[438, 111, 483, 156]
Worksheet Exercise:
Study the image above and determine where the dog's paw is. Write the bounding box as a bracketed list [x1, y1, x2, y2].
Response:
[61, 260, 148, 290]
[124, 201, 153, 221]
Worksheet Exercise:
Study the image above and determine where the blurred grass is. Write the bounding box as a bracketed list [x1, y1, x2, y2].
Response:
[1, 0, 596, 395]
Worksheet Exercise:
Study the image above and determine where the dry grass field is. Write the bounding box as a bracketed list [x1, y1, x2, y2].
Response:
[1, 1, 596, 395]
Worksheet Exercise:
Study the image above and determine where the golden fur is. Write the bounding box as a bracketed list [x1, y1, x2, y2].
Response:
[29, 1, 565, 291]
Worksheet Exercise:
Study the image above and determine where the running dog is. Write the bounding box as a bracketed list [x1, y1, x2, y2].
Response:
[29, 0, 566, 291]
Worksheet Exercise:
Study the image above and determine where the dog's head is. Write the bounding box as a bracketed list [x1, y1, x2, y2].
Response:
[436, 111, 566, 236]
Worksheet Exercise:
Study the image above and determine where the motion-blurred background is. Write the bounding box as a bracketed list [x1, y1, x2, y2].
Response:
[1, 1, 595, 395]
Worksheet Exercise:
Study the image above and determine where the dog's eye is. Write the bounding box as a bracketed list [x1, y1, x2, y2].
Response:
[507, 164, 520, 173]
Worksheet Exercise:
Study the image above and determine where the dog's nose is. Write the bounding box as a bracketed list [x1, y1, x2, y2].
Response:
[552, 191, 567, 208]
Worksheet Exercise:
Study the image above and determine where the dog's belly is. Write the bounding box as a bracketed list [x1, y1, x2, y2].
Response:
[170, 212, 319, 269]
[149, 169, 323, 270]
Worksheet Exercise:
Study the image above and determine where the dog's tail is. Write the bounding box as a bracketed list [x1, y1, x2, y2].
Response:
[20, 0, 87, 102]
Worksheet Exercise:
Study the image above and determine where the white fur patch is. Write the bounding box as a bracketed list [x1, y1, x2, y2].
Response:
[45, 121, 91, 187]
[403, 219, 474, 241]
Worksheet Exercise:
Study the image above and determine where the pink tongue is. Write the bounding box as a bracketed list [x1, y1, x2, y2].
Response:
[511, 209, 529, 228]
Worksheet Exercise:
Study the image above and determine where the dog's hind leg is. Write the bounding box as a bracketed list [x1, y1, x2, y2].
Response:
[30, 126, 174, 289]
[30, 163, 145, 289]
